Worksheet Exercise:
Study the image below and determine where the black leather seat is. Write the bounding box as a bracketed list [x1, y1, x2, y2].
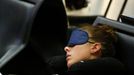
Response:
[0, 0, 50, 75]
[0, 0, 42, 69]
[119, 15, 134, 25]
[93, 16, 134, 75]
[30, 0, 68, 61]
[19, 0, 67, 74]
[68, 16, 99, 25]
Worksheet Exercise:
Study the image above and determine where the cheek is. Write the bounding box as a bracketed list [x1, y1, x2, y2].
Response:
[67, 45, 91, 68]
[72, 47, 91, 61]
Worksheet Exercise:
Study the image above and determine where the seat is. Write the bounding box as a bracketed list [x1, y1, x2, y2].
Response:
[119, 15, 134, 26]
[0, 0, 43, 69]
[68, 16, 99, 25]
[93, 16, 134, 75]
[30, 0, 68, 61]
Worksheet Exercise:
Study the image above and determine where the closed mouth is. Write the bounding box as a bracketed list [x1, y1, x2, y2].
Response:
[66, 55, 71, 61]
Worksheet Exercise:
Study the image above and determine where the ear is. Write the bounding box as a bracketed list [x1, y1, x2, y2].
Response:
[90, 43, 101, 53]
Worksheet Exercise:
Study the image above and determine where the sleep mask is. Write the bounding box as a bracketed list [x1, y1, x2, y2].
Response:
[68, 29, 89, 46]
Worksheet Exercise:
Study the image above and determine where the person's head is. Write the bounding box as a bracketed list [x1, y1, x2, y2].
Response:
[64, 24, 117, 68]
[65, 0, 89, 10]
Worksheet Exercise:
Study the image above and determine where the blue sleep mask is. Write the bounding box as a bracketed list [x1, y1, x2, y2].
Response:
[68, 29, 89, 46]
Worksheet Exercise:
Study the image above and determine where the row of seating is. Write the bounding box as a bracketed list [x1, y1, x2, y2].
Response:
[0, 0, 67, 74]
[0, 0, 134, 75]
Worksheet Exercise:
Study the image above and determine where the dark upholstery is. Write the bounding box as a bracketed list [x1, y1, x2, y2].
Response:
[68, 16, 99, 25]
[93, 16, 134, 75]
[30, 0, 68, 61]
[47, 55, 67, 74]
[0, 0, 41, 69]
[68, 57, 125, 75]
[93, 17, 134, 34]
[0, 0, 67, 75]
[119, 15, 134, 25]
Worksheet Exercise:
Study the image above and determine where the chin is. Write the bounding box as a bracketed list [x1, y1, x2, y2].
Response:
[67, 60, 75, 68]
[67, 60, 78, 68]
[67, 62, 72, 68]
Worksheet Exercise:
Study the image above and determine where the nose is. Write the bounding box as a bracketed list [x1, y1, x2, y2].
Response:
[64, 46, 71, 52]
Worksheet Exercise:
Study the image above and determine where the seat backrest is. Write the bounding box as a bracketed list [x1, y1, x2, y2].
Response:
[93, 16, 134, 75]
[68, 16, 99, 25]
[30, 0, 68, 60]
[119, 15, 134, 26]
[0, 0, 42, 68]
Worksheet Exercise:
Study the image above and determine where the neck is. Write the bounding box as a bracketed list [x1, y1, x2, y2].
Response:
[89, 55, 99, 60]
